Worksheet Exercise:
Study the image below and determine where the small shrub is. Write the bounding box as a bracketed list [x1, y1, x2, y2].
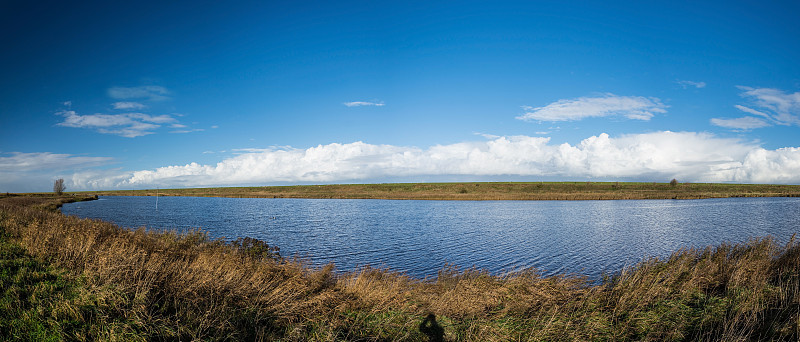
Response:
[233, 236, 281, 261]
[670, 179, 679, 187]
[53, 178, 66, 195]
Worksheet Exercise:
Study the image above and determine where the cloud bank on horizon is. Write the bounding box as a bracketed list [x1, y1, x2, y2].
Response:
[37, 131, 799, 191]
[3, 85, 800, 192]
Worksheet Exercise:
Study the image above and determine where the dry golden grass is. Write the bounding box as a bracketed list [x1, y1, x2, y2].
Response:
[1, 194, 798, 341]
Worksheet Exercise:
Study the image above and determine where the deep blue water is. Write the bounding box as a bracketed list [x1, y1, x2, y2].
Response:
[61, 196, 800, 280]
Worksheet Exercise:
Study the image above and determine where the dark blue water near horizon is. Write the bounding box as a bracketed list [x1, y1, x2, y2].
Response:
[61, 196, 800, 280]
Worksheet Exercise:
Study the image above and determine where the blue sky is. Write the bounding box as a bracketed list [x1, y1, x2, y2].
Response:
[2, 0, 800, 192]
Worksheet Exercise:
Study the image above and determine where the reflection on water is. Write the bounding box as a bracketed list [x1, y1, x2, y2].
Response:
[62, 196, 800, 280]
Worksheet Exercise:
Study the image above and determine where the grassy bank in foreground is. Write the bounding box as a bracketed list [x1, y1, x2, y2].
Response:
[0, 231, 140, 340]
[87, 182, 800, 200]
[1, 195, 798, 341]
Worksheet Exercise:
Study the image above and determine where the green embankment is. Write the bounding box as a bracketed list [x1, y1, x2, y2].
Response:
[0, 194, 798, 341]
[87, 182, 800, 200]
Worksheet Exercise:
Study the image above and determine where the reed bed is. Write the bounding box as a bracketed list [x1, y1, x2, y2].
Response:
[1, 195, 798, 341]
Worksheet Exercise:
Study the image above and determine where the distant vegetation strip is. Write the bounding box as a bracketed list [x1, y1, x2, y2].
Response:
[86, 182, 800, 200]
[1, 194, 798, 340]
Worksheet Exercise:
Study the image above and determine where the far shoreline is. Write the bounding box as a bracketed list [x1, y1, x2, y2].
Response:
[78, 181, 800, 201]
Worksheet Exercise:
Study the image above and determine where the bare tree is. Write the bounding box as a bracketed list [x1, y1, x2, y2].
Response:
[54, 178, 66, 195]
[670, 178, 679, 187]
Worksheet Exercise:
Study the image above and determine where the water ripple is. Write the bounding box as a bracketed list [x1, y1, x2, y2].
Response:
[61, 196, 800, 280]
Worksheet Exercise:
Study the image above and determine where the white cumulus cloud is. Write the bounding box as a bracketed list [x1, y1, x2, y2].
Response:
[64, 131, 800, 190]
[517, 94, 668, 122]
[734, 147, 800, 184]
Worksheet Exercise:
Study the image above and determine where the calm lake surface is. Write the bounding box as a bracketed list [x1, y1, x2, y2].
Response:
[61, 196, 800, 280]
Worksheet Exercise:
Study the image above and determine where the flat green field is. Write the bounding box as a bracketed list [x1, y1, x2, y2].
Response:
[87, 182, 800, 200]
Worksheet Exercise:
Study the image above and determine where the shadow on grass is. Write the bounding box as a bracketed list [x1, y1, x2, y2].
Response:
[419, 313, 444, 342]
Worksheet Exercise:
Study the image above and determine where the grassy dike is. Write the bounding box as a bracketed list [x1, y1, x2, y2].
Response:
[87, 182, 800, 201]
[1, 194, 798, 341]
